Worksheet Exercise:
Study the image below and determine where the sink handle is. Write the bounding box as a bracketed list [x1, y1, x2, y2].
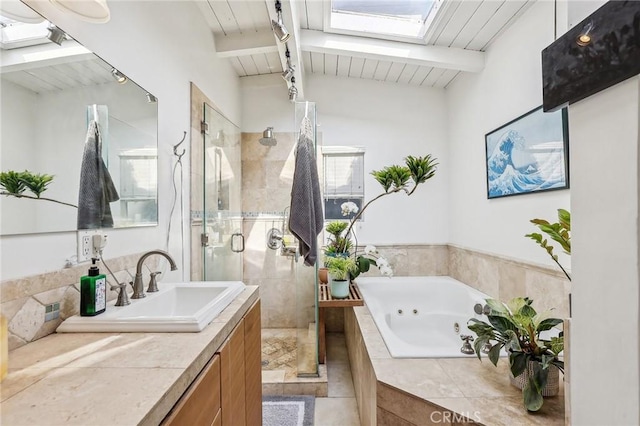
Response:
[147, 271, 161, 293]
[111, 282, 131, 307]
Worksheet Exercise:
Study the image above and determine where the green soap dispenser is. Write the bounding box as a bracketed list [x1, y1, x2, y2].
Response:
[80, 258, 107, 316]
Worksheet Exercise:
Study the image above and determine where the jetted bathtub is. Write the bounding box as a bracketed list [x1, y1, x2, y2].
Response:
[356, 276, 491, 358]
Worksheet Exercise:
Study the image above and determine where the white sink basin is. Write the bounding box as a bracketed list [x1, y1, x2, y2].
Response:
[56, 281, 246, 333]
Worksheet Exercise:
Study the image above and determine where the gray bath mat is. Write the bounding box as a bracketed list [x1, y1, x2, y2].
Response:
[262, 395, 315, 426]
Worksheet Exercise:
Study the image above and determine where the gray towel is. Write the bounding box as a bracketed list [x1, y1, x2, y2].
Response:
[289, 117, 324, 266]
[77, 120, 119, 229]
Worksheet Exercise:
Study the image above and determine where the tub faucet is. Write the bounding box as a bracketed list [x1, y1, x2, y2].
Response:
[460, 335, 475, 355]
[131, 250, 178, 299]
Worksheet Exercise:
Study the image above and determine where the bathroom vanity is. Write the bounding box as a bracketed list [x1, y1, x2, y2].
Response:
[0, 286, 260, 426]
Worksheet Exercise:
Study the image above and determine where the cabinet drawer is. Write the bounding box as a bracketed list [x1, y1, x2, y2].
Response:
[162, 354, 221, 426]
[212, 408, 221, 426]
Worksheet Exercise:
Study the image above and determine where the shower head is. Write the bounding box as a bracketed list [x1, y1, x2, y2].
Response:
[259, 127, 277, 146]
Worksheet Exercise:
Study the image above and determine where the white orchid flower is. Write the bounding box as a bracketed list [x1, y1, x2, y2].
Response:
[375, 257, 389, 268]
[341, 201, 359, 216]
[379, 265, 393, 277]
[364, 245, 377, 255]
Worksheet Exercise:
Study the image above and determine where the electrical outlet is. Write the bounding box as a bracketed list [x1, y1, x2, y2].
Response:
[77, 230, 99, 262]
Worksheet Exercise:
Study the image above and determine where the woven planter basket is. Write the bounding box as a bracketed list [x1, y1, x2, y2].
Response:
[509, 362, 560, 396]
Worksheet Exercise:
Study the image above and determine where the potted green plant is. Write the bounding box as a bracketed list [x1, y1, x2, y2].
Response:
[525, 208, 571, 281]
[325, 256, 357, 299]
[467, 297, 564, 412]
[324, 221, 352, 257]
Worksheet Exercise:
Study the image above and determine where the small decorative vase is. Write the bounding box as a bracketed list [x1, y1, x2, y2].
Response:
[329, 278, 349, 299]
[509, 361, 560, 396]
[318, 267, 328, 284]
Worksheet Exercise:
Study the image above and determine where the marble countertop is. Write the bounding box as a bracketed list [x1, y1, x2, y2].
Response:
[353, 306, 565, 426]
[1, 286, 259, 426]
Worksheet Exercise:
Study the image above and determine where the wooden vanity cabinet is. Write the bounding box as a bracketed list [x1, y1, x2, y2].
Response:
[162, 354, 221, 426]
[161, 300, 261, 426]
[243, 299, 262, 426]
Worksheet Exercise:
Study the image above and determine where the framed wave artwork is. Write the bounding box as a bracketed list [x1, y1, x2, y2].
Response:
[485, 106, 569, 199]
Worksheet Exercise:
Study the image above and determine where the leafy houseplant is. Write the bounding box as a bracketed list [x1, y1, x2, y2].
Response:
[0, 170, 77, 208]
[525, 208, 571, 281]
[325, 256, 358, 299]
[467, 297, 564, 412]
[324, 221, 352, 257]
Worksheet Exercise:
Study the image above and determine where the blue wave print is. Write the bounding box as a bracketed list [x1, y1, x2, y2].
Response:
[487, 130, 566, 197]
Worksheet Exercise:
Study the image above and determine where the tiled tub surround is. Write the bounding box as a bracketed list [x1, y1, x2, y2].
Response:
[1, 252, 158, 351]
[1, 286, 259, 425]
[325, 244, 570, 330]
[345, 306, 565, 425]
[448, 245, 570, 319]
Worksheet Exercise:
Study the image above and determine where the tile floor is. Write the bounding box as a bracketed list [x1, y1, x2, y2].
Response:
[313, 333, 361, 426]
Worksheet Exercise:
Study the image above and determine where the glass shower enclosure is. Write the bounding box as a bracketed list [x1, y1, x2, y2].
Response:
[191, 103, 243, 281]
[294, 101, 319, 377]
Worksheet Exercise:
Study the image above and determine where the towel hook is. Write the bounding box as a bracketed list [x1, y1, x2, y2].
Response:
[173, 131, 187, 160]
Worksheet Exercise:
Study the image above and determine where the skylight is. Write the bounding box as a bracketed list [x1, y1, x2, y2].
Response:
[0, 17, 51, 50]
[329, 0, 441, 39]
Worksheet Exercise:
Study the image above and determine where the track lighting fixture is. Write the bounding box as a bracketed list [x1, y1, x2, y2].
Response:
[281, 49, 294, 81]
[111, 68, 128, 84]
[46, 25, 66, 46]
[288, 76, 298, 102]
[271, 0, 290, 43]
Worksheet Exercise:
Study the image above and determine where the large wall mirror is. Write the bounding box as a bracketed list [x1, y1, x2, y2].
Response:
[0, 11, 158, 235]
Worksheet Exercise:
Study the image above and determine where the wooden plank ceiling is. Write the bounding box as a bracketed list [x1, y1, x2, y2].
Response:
[203, 0, 536, 90]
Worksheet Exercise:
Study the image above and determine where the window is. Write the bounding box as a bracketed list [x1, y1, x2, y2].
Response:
[322, 146, 365, 221]
[329, 0, 442, 40]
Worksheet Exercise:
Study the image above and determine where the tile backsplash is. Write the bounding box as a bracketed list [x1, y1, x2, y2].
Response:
[1, 252, 157, 351]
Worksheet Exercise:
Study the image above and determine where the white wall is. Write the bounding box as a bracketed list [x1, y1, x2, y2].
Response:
[446, 0, 570, 269]
[570, 69, 640, 426]
[0, 0, 240, 280]
[241, 73, 450, 245]
[1, 81, 38, 232]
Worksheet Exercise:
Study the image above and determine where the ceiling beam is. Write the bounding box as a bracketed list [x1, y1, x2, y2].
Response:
[300, 29, 485, 73]
[215, 30, 279, 58]
[265, 0, 304, 100]
[0, 42, 94, 73]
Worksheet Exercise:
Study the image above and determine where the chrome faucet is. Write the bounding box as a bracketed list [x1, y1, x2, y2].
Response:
[460, 335, 475, 355]
[131, 250, 178, 299]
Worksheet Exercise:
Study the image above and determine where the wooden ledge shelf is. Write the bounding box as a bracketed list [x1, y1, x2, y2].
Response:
[319, 282, 364, 307]
[319, 282, 364, 364]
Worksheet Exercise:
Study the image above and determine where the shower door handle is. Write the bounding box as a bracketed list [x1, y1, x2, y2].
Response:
[231, 232, 245, 253]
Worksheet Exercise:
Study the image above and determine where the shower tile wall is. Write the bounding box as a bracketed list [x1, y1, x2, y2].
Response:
[0, 253, 156, 350]
[241, 132, 315, 329]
